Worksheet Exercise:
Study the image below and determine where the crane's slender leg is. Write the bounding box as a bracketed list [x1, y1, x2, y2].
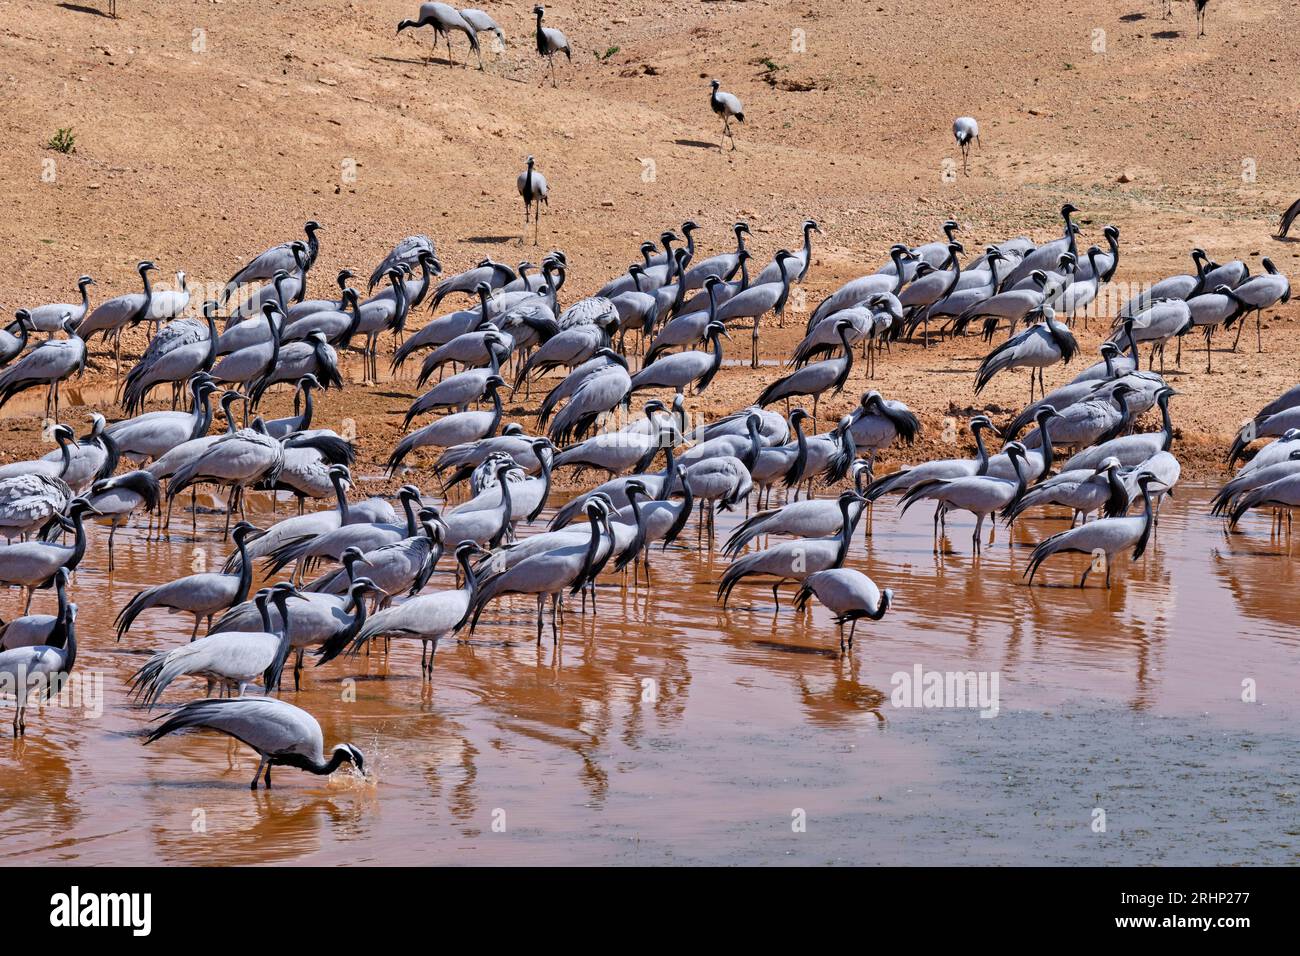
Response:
[535, 594, 545, 644]
[251, 756, 267, 790]
[1256, 310, 1264, 352]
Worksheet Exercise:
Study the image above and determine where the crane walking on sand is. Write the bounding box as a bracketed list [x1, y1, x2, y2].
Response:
[518, 155, 549, 245]
[532, 6, 571, 88]
[953, 117, 979, 175]
[397, 3, 482, 68]
[710, 80, 744, 151]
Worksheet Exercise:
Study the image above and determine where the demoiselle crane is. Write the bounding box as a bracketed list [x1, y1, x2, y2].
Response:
[794, 569, 892, 651]
[1025, 473, 1162, 587]
[975, 306, 1078, 401]
[397, 3, 482, 67]
[145, 696, 364, 790]
[0, 314, 86, 422]
[18, 274, 95, 337]
[0, 498, 100, 612]
[0, 601, 76, 737]
[221, 221, 322, 306]
[0, 568, 70, 651]
[952, 116, 979, 175]
[518, 155, 549, 245]
[532, 5, 571, 87]
[716, 491, 864, 610]
[709, 79, 744, 150]
[899, 442, 1029, 553]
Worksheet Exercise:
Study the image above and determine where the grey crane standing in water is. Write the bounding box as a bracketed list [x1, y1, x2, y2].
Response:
[145, 696, 365, 790]
[167, 426, 285, 535]
[397, 3, 482, 68]
[1025, 472, 1162, 588]
[794, 569, 892, 652]
[723, 460, 870, 556]
[532, 5, 571, 88]
[952, 116, 979, 175]
[215, 578, 379, 690]
[612, 471, 694, 584]
[0, 568, 70, 651]
[465, 499, 607, 644]
[709, 79, 744, 151]
[0, 601, 76, 737]
[0, 497, 100, 612]
[130, 587, 292, 706]
[900, 443, 1029, 554]
[1228, 473, 1300, 532]
[341, 541, 489, 676]
[716, 491, 866, 610]
[115, 521, 260, 641]
[85, 470, 161, 570]
[518, 155, 549, 245]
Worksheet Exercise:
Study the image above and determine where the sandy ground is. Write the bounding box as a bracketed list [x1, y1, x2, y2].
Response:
[2, 0, 1299, 483]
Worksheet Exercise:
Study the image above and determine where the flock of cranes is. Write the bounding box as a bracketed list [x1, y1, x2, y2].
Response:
[393, 4, 570, 88]
[1, 197, 1295, 787]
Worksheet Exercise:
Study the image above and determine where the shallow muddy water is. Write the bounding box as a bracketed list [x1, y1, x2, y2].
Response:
[1, 485, 1296, 865]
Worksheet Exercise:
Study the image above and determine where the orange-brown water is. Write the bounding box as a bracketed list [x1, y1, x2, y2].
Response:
[1, 486, 1296, 865]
